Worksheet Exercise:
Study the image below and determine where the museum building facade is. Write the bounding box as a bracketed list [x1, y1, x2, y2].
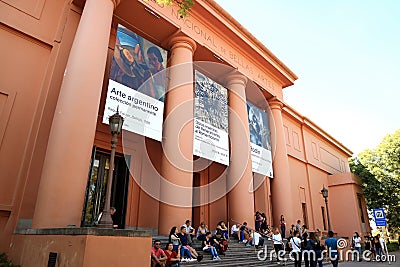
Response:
[0, 0, 369, 265]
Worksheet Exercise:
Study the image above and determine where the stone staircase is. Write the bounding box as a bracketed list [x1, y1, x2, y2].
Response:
[152, 236, 292, 267]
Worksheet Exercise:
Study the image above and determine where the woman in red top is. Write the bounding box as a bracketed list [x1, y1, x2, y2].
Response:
[164, 243, 180, 267]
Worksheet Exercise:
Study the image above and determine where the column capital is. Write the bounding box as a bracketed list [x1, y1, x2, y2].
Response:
[268, 97, 284, 110]
[112, 0, 121, 9]
[168, 35, 197, 54]
[225, 71, 248, 88]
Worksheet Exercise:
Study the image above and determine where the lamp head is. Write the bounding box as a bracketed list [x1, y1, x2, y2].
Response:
[109, 108, 124, 135]
[321, 186, 328, 198]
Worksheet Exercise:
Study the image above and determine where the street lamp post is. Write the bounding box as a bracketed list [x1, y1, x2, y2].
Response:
[98, 110, 124, 228]
[321, 186, 332, 232]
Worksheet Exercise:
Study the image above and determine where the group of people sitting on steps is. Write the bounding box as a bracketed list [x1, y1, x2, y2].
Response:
[151, 219, 230, 267]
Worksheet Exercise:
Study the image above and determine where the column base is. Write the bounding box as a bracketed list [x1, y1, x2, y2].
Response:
[8, 228, 152, 267]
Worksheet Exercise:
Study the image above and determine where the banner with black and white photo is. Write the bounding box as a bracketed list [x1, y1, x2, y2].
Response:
[103, 24, 167, 141]
[193, 71, 229, 165]
[247, 102, 273, 177]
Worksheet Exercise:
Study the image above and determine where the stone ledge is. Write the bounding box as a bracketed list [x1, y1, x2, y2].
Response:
[14, 227, 151, 237]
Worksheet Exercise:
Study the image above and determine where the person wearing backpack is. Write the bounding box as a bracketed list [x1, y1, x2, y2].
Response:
[325, 231, 339, 267]
[315, 229, 323, 267]
[307, 232, 318, 267]
[301, 227, 311, 267]
[290, 230, 302, 267]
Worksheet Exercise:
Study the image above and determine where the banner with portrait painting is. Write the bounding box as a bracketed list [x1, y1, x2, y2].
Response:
[103, 24, 167, 141]
[247, 102, 273, 177]
[193, 71, 229, 165]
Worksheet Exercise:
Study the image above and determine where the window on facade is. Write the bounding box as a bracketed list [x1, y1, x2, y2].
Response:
[301, 203, 308, 227]
[357, 195, 365, 223]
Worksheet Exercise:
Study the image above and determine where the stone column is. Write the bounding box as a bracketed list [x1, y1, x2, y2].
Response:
[226, 73, 255, 228]
[32, 0, 119, 228]
[158, 36, 196, 235]
[269, 97, 294, 230]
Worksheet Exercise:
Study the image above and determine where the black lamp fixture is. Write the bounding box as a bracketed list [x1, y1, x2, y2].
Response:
[98, 108, 124, 228]
[321, 185, 332, 232]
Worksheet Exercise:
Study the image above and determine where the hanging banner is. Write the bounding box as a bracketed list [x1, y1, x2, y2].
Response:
[193, 71, 229, 165]
[247, 102, 273, 177]
[103, 24, 167, 141]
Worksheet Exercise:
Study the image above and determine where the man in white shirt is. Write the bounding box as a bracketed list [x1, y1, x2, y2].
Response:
[251, 230, 264, 249]
[231, 223, 240, 240]
[183, 220, 195, 245]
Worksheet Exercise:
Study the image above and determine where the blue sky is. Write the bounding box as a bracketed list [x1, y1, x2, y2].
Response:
[215, 0, 399, 155]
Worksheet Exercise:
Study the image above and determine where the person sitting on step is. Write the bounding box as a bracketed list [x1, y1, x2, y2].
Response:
[202, 232, 220, 261]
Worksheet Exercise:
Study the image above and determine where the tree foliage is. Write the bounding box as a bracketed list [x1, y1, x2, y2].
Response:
[152, 0, 194, 17]
[350, 129, 400, 233]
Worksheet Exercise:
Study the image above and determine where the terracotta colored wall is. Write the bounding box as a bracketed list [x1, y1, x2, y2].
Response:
[0, 0, 80, 250]
[0, 23, 51, 228]
[254, 175, 271, 222]
[283, 115, 306, 162]
[328, 172, 370, 238]
[9, 234, 151, 267]
[19, 4, 81, 222]
[303, 127, 350, 175]
[287, 156, 311, 227]
[208, 163, 228, 230]
[306, 165, 330, 231]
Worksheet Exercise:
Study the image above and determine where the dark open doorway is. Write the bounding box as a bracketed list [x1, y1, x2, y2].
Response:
[81, 147, 130, 228]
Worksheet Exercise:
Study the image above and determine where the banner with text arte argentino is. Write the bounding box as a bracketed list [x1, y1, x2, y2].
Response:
[247, 102, 273, 177]
[193, 70, 229, 166]
[103, 24, 168, 141]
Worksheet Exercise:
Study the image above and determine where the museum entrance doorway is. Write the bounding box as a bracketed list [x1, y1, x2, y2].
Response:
[81, 147, 130, 228]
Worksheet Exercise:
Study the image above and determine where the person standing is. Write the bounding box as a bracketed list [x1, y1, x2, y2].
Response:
[315, 229, 323, 267]
[270, 227, 283, 263]
[110, 207, 118, 229]
[352, 232, 362, 261]
[289, 224, 296, 237]
[374, 235, 382, 261]
[398, 235, 400, 250]
[296, 220, 302, 235]
[255, 211, 263, 232]
[280, 215, 286, 238]
[290, 230, 302, 267]
[325, 231, 339, 267]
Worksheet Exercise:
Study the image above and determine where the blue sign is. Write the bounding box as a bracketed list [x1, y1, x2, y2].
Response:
[373, 208, 387, 227]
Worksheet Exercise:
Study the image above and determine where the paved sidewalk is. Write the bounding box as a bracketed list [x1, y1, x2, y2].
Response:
[337, 251, 400, 267]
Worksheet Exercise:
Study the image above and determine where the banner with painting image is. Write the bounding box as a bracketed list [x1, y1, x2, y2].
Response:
[247, 101, 273, 177]
[193, 70, 229, 165]
[103, 24, 168, 141]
